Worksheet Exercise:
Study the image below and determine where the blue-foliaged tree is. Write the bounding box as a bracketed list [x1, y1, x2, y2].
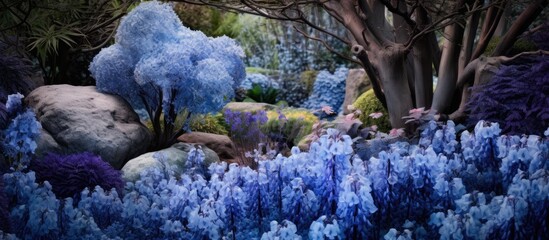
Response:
[89, 1, 246, 150]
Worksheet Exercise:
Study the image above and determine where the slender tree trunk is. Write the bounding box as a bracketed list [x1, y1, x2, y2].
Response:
[492, 0, 548, 56]
[459, 0, 482, 75]
[412, 36, 433, 109]
[470, 0, 507, 60]
[412, 7, 434, 109]
[431, 21, 465, 113]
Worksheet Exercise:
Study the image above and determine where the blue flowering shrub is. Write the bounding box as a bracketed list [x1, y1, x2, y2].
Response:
[89, 1, 245, 150]
[1, 93, 41, 170]
[240, 73, 280, 90]
[1, 120, 548, 239]
[301, 67, 348, 113]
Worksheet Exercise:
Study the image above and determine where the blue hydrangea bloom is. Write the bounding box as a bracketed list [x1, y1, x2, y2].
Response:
[301, 67, 348, 112]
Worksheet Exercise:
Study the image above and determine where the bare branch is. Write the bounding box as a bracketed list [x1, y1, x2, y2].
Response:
[492, 0, 548, 56]
[293, 26, 359, 65]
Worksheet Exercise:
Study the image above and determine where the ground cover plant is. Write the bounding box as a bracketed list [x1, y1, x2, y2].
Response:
[1, 120, 548, 239]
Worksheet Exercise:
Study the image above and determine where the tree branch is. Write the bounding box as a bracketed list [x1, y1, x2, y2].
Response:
[293, 26, 360, 65]
[492, 0, 548, 56]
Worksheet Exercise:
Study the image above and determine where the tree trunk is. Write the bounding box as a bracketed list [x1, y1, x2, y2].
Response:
[412, 36, 433, 109]
[412, 7, 434, 109]
[372, 46, 413, 128]
[492, 0, 548, 56]
[459, 0, 482, 75]
[431, 21, 465, 113]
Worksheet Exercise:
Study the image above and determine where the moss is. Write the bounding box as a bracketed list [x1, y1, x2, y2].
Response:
[189, 113, 229, 135]
[484, 36, 538, 56]
[245, 67, 278, 76]
[352, 89, 391, 132]
[143, 112, 229, 136]
[263, 108, 318, 146]
[300, 70, 318, 95]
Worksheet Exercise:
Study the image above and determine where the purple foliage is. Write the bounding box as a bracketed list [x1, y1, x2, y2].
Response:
[224, 109, 269, 144]
[467, 55, 549, 135]
[0, 176, 8, 232]
[29, 152, 124, 199]
[526, 24, 549, 51]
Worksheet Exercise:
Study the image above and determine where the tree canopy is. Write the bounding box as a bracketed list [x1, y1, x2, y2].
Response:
[173, 0, 548, 129]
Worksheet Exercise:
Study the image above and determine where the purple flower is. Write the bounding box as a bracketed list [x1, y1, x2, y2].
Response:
[30, 152, 124, 199]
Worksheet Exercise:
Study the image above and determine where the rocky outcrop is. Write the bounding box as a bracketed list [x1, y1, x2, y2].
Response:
[121, 143, 220, 182]
[223, 102, 277, 113]
[342, 69, 371, 114]
[178, 132, 238, 163]
[25, 85, 151, 169]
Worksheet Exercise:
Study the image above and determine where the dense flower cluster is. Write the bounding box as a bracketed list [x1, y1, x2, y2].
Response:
[301, 67, 348, 113]
[0, 121, 547, 239]
[1, 93, 41, 169]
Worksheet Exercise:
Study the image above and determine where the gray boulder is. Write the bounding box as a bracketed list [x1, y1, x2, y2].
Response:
[342, 69, 371, 114]
[25, 85, 151, 169]
[224, 102, 276, 113]
[121, 143, 220, 182]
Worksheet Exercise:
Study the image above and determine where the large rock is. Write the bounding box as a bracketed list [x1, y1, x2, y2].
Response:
[224, 102, 277, 113]
[25, 85, 151, 169]
[178, 132, 238, 163]
[342, 69, 371, 114]
[121, 143, 220, 182]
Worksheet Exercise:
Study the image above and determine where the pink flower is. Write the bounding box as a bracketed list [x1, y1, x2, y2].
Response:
[389, 128, 405, 137]
[369, 112, 383, 119]
[321, 106, 334, 115]
[345, 113, 356, 121]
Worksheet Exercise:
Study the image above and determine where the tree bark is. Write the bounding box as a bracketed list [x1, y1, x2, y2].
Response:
[459, 0, 481, 75]
[492, 0, 548, 56]
[374, 46, 413, 128]
[431, 21, 465, 113]
[470, 0, 506, 60]
[412, 7, 433, 108]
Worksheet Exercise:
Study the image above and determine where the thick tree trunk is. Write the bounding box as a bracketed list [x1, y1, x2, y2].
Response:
[372, 46, 413, 128]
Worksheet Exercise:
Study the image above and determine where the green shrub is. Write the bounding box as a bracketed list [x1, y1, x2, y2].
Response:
[189, 113, 228, 135]
[352, 89, 391, 132]
[245, 67, 279, 76]
[300, 70, 318, 96]
[246, 83, 279, 104]
[143, 112, 229, 136]
[484, 36, 538, 56]
[263, 108, 318, 147]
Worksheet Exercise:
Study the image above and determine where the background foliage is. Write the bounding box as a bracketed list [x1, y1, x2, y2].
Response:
[0, 0, 134, 85]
